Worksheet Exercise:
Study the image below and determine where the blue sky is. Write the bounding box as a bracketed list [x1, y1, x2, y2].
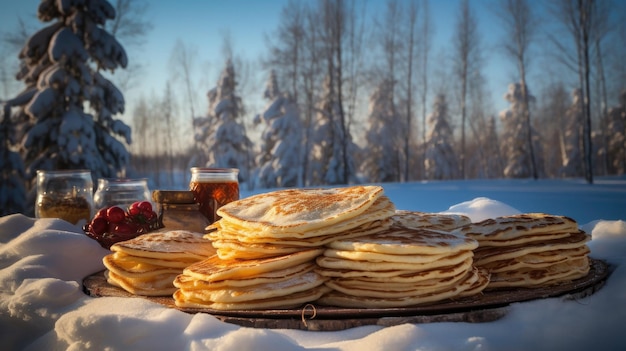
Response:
[0, 0, 550, 122]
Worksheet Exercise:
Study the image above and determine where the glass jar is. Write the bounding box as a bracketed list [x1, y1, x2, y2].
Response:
[35, 169, 94, 225]
[152, 190, 210, 233]
[189, 168, 239, 223]
[93, 178, 151, 211]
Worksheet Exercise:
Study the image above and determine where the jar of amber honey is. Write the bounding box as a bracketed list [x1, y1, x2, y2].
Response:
[189, 168, 239, 224]
[35, 169, 94, 225]
[152, 190, 210, 233]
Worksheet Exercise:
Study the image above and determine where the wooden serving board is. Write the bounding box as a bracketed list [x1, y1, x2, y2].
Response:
[83, 258, 610, 331]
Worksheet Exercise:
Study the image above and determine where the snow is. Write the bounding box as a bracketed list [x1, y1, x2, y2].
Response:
[1, 179, 626, 351]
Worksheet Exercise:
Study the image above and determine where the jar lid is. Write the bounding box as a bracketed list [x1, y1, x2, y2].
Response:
[152, 190, 196, 204]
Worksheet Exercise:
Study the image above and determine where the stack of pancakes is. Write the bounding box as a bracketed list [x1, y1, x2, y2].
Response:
[173, 249, 330, 310]
[103, 230, 216, 296]
[454, 213, 591, 289]
[316, 226, 489, 308]
[205, 185, 395, 260]
[173, 185, 395, 309]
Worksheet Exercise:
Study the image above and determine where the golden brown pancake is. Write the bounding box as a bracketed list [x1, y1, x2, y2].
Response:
[455, 213, 579, 242]
[183, 249, 324, 282]
[327, 227, 479, 255]
[392, 210, 471, 231]
[215, 185, 388, 235]
[110, 230, 216, 260]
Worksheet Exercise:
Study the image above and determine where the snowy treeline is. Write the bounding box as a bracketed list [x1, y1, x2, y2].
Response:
[257, 0, 625, 186]
[2, 0, 626, 217]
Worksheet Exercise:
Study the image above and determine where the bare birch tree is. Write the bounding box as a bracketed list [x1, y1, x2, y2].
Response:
[169, 40, 199, 130]
[316, 0, 360, 184]
[131, 96, 150, 172]
[372, 0, 403, 182]
[402, 1, 420, 182]
[161, 81, 176, 186]
[105, 0, 152, 93]
[549, 0, 614, 183]
[418, 0, 432, 180]
[300, 5, 323, 186]
[265, 0, 306, 103]
[589, 1, 613, 176]
[495, 0, 539, 179]
[452, 0, 481, 179]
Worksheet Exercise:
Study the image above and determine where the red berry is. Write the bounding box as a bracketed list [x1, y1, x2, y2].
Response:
[137, 201, 152, 213]
[94, 208, 108, 219]
[90, 217, 108, 235]
[128, 202, 141, 216]
[113, 222, 136, 235]
[142, 209, 156, 220]
[106, 206, 126, 223]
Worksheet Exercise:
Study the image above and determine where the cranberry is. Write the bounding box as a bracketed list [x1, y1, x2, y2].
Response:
[137, 201, 152, 213]
[106, 206, 126, 223]
[90, 217, 108, 236]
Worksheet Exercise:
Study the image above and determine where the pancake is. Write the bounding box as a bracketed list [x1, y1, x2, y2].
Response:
[110, 230, 216, 260]
[215, 186, 389, 235]
[315, 257, 473, 282]
[332, 268, 469, 294]
[473, 232, 573, 247]
[213, 195, 395, 240]
[455, 213, 579, 242]
[212, 240, 305, 260]
[183, 249, 324, 282]
[317, 267, 487, 308]
[174, 285, 332, 310]
[103, 254, 182, 278]
[392, 210, 471, 231]
[327, 228, 478, 255]
[110, 251, 198, 269]
[323, 248, 453, 264]
[316, 250, 474, 272]
[480, 246, 590, 273]
[105, 270, 178, 296]
[473, 231, 590, 266]
[179, 271, 327, 303]
[207, 218, 393, 247]
[174, 262, 315, 290]
[487, 257, 590, 289]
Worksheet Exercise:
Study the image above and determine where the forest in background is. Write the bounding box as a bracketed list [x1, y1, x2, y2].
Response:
[1, 0, 626, 216]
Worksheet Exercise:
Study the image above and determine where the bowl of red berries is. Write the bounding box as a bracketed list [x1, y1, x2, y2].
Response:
[83, 201, 162, 249]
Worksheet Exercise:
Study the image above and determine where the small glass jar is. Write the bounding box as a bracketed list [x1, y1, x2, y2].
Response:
[35, 169, 94, 225]
[152, 190, 210, 233]
[189, 168, 239, 223]
[93, 178, 151, 211]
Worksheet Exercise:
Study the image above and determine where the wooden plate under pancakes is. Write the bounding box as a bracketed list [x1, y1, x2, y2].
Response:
[83, 258, 610, 331]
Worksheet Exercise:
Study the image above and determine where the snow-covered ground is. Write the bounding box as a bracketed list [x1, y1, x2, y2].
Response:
[1, 178, 625, 351]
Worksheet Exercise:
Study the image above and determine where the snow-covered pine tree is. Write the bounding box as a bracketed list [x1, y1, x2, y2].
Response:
[424, 94, 459, 180]
[560, 89, 584, 177]
[253, 70, 303, 189]
[499, 82, 542, 178]
[607, 89, 626, 174]
[0, 104, 26, 215]
[309, 75, 358, 185]
[11, 0, 131, 184]
[360, 79, 402, 183]
[194, 59, 252, 183]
